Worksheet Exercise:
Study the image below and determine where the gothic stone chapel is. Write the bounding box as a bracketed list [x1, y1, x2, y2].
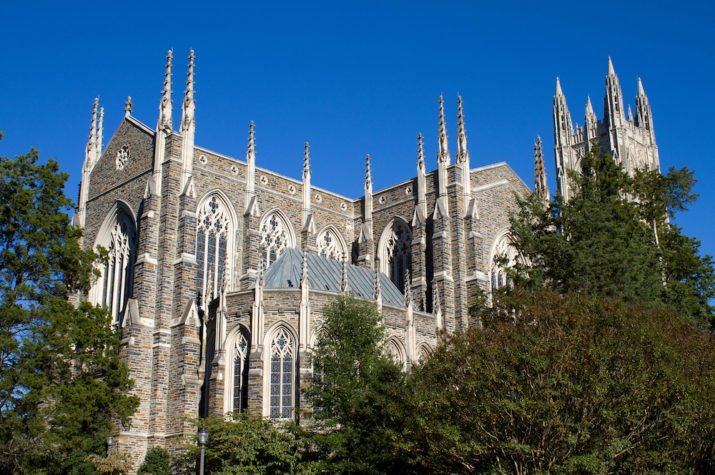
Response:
[74, 50, 658, 468]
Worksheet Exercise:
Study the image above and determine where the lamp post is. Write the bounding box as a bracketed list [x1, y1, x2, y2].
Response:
[197, 425, 208, 475]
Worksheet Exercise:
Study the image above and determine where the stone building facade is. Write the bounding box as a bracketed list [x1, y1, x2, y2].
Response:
[76, 51, 660, 470]
[553, 57, 659, 200]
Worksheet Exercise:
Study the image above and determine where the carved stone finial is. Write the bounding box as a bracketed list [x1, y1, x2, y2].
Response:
[456, 96, 469, 164]
[533, 136, 549, 205]
[158, 49, 173, 131]
[365, 154, 372, 191]
[438, 95, 450, 164]
[417, 133, 425, 171]
[125, 96, 133, 117]
[303, 142, 310, 180]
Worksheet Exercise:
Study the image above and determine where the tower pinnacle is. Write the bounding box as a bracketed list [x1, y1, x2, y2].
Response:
[125, 96, 133, 118]
[533, 136, 549, 206]
[302, 142, 310, 181]
[437, 95, 450, 164]
[179, 50, 196, 191]
[365, 153, 372, 193]
[158, 50, 173, 131]
[86, 97, 98, 163]
[456, 96, 469, 165]
[97, 107, 104, 155]
[180, 49, 195, 133]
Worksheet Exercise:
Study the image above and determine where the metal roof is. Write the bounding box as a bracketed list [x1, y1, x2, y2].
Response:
[258, 248, 406, 308]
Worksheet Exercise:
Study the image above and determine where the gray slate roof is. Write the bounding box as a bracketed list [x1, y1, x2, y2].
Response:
[257, 248, 406, 308]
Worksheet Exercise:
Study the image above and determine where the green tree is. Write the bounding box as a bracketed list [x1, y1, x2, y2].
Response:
[509, 146, 714, 324]
[177, 414, 309, 474]
[138, 447, 171, 475]
[306, 294, 410, 473]
[0, 143, 138, 473]
[407, 290, 715, 473]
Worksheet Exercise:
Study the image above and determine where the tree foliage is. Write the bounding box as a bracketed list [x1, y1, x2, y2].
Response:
[508, 147, 714, 325]
[138, 447, 172, 475]
[0, 143, 138, 473]
[177, 414, 309, 475]
[408, 290, 715, 473]
[305, 294, 410, 473]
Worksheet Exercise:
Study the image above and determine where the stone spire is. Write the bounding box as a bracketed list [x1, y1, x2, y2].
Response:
[416, 133, 427, 219]
[302, 142, 311, 226]
[97, 106, 104, 156]
[437, 95, 451, 165]
[125, 96, 133, 118]
[435, 97, 449, 215]
[635, 78, 654, 133]
[180, 49, 196, 192]
[76, 98, 99, 228]
[244, 121, 258, 215]
[362, 154, 374, 240]
[456, 96, 469, 165]
[158, 49, 173, 132]
[553, 77, 575, 201]
[340, 253, 349, 293]
[150, 51, 174, 197]
[604, 56, 625, 129]
[456, 96, 472, 204]
[86, 97, 99, 167]
[533, 136, 549, 206]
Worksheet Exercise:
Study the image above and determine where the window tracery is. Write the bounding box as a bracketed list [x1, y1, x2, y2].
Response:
[231, 330, 250, 413]
[269, 327, 295, 419]
[93, 209, 135, 326]
[490, 233, 520, 291]
[260, 212, 293, 268]
[317, 227, 346, 261]
[196, 195, 232, 304]
[115, 145, 129, 170]
[379, 220, 412, 291]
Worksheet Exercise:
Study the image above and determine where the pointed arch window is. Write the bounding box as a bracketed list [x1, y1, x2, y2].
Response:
[490, 234, 521, 291]
[228, 329, 250, 413]
[379, 220, 412, 292]
[317, 227, 346, 261]
[196, 195, 232, 303]
[92, 208, 135, 327]
[260, 212, 294, 268]
[269, 327, 295, 419]
[387, 339, 407, 370]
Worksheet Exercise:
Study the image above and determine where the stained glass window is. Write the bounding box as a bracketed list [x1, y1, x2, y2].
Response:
[269, 328, 294, 419]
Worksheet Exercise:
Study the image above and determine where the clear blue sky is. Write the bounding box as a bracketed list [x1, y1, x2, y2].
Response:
[2, 1, 713, 258]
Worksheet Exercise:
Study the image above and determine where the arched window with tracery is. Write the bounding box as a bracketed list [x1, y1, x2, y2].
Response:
[260, 211, 294, 268]
[387, 338, 407, 370]
[490, 233, 521, 291]
[92, 206, 136, 327]
[379, 219, 412, 292]
[196, 195, 233, 303]
[227, 328, 250, 413]
[317, 226, 347, 261]
[268, 327, 295, 419]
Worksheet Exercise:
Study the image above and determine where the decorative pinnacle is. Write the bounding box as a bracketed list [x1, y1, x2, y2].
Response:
[125, 96, 133, 117]
[637, 77, 645, 96]
[340, 253, 349, 293]
[256, 253, 265, 287]
[303, 142, 310, 180]
[87, 97, 98, 152]
[585, 96, 594, 116]
[417, 133, 425, 171]
[533, 136, 543, 161]
[456, 96, 469, 164]
[438, 95, 450, 163]
[247, 121, 255, 156]
[159, 49, 173, 130]
[607, 56, 616, 76]
[301, 249, 309, 287]
[365, 154, 372, 190]
[555, 77, 563, 96]
[180, 49, 195, 132]
[186, 49, 195, 95]
[97, 107, 104, 153]
[403, 269, 412, 307]
[534, 136, 549, 204]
